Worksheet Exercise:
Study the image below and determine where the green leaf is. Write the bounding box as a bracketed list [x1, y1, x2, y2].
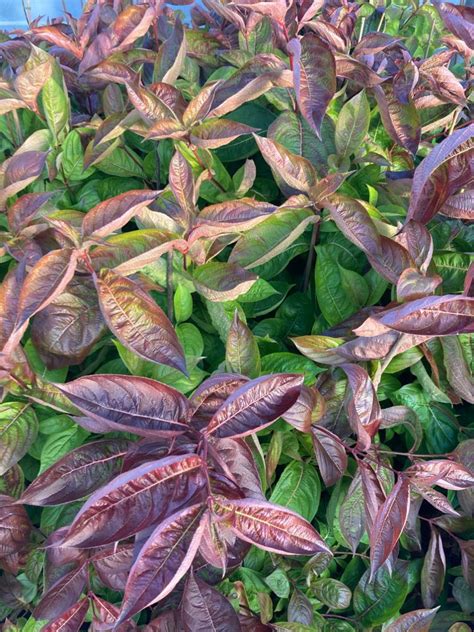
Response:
[265, 568, 290, 599]
[392, 384, 458, 454]
[226, 312, 261, 378]
[354, 563, 409, 627]
[313, 578, 352, 610]
[40, 57, 70, 142]
[0, 402, 38, 476]
[39, 426, 88, 474]
[270, 461, 321, 521]
[61, 130, 93, 181]
[315, 245, 362, 326]
[261, 352, 323, 386]
[335, 91, 370, 158]
[95, 146, 144, 178]
[174, 284, 193, 323]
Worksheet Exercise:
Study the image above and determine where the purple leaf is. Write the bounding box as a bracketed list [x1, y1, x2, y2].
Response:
[62, 454, 206, 547]
[288, 34, 336, 138]
[212, 497, 331, 555]
[20, 439, 129, 506]
[118, 504, 206, 622]
[181, 571, 241, 632]
[205, 373, 303, 439]
[56, 374, 191, 437]
[95, 269, 186, 374]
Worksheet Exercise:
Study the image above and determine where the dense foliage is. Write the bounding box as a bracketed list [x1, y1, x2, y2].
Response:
[0, 0, 473, 630]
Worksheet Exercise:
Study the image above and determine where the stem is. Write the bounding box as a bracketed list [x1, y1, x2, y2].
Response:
[372, 333, 405, 390]
[425, 17, 436, 57]
[376, 449, 451, 458]
[167, 250, 174, 323]
[302, 220, 319, 293]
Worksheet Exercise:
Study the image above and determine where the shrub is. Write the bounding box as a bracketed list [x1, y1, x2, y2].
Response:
[0, 0, 473, 630]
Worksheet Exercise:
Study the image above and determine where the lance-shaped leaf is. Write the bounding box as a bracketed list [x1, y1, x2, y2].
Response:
[385, 608, 439, 632]
[212, 497, 331, 555]
[82, 190, 160, 240]
[33, 564, 88, 623]
[190, 119, 257, 149]
[335, 53, 385, 87]
[95, 269, 186, 374]
[62, 454, 206, 548]
[335, 90, 370, 158]
[311, 425, 347, 486]
[325, 194, 381, 256]
[112, 238, 188, 276]
[370, 477, 410, 577]
[211, 437, 264, 500]
[169, 150, 195, 222]
[288, 35, 336, 138]
[190, 373, 249, 427]
[155, 17, 186, 85]
[436, 3, 474, 48]
[40, 597, 89, 632]
[359, 461, 387, 534]
[20, 438, 129, 506]
[205, 373, 303, 438]
[225, 311, 261, 378]
[90, 594, 126, 631]
[31, 277, 106, 369]
[355, 295, 474, 337]
[412, 484, 459, 517]
[0, 402, 38, 476]
[0, 494, 31, 557]
[3, 249, 79, 357]
[283, 385, 319, 433]
[396, 268, 442, 302]
[253, 135, 318, 194]
[229, 209, 317, 270]
[380, 406, 422, 452]
[0, 151, 48, 210]
[395, 220, 433, 274]
[340, 364, 381, 451]
[0, 264, 26, 349]
[118, 504, 206, 622]
[181, 571, 241, 632]
[8, 191, 55, 234]
[407, 123, 474, 224]
[189, 199, 277, 242]
[405, 459, 474, 490]
[441, 336, 474, 404]
[192, 262, 257, 302]
[56, 374, 190, 437]
[421, 528, 446, 608]
[92, 544, 134, 592]
[440, 189, 474, 221]
[339, 471, 366, 552]
[373, 82, 420, 155]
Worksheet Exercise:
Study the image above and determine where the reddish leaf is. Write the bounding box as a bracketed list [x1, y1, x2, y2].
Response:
[190, 119, 257, 149]
[118, 504, 206, 622]
[56, 374, 190, 437]
[205, 374, 303, 438]
[82, 190, 159, 240]
[407, 123, 474, 224]
[359, 461, 387, 533]
[396, 268, 442, 302]
[385, 608, 439, 632]
[31, 277, 106, 369]
[33, 564, 88, 623]
[253, 135, 318, 194]
[412, 484, 459, 516]
[0, 151, 48, 210]
[0, 494, 31, 557]
[15, 249, 79, 330]
[288, 34, 336, 138]
[8, 191, 55, 234]
[92, 544, 134, 592]
[41, 597, 89, 632]
[211, 437, 264, 500]
[181, 571, 241, 632]
[370, 477, 410, 577]
[311, 425, 348, 486]
[340, 364, 382, 451]
[421, 527, 446, 608]
[355, 295, 474, 337]
[62, 454, 206, 547]
[282, 385, 318, 433]
[169, 150, 195, 222]
[190, 373, 249, 428]
[91, 594, 135, 631]
[212, 497, 330, 555]
[20, 439, 129, 506]
[95, 269, 186, 373]
[406, 459, 474, 490]
[373, 82, 420, 155]
[436, 3, 474, 48]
